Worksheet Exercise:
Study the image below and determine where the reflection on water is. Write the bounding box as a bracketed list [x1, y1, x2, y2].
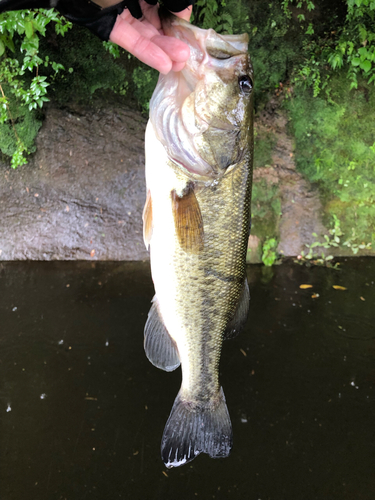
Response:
[0, 259, 374, 500]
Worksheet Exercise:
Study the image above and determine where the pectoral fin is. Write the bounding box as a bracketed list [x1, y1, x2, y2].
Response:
[224, 278, 250, 340]
[143, 190, 153, 249]
[171, 183, 204, 253]
[144, 296, 180, 372]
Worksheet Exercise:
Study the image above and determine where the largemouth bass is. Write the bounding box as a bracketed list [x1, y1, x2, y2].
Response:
[143, 12, 253, 468]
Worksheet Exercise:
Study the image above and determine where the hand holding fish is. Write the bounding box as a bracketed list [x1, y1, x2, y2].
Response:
[110, 0, 192, 74]
[0, 0, 192, 74]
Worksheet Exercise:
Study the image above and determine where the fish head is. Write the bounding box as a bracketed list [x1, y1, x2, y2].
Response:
[149, 13, 253, 180]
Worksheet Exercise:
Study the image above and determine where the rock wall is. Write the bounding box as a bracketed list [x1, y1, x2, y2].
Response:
[247, 98, 327, 263]
[0, 104, 149, 261]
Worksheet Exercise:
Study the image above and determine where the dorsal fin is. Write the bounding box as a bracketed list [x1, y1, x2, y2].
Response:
[171, 183, 204, 253]
[142, 190, 153, 249]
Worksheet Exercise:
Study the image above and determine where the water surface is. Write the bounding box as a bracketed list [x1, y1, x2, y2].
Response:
[0, 259, 374, 499]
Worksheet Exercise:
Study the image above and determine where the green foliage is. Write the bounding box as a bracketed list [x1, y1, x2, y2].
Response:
[131, 66, 158, 112]
[0, 9, 71, 166]
[284, 0, 375, 94]
[298, 214, 342, 265]
[286, 73, 375, 246]
[192, 0, 250, 34]
[245, 1, 305, 103]
[102, 41, 121, 59]
[39, 25, 129, 103]
[262, 238, 279, 266]
[0, 93, 42, 167]
[297, 213, 371, 267]
[0, 10, 129, 167]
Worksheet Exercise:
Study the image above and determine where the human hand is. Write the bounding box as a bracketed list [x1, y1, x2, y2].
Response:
[109, 0, 192, 74]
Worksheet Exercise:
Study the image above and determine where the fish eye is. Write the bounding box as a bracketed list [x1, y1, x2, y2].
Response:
[238, 75, 253, 95]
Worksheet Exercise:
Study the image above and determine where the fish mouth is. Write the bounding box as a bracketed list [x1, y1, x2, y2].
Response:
[159, 9, 249, 56]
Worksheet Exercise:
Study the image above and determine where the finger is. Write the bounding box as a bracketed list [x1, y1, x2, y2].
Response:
[139, 0, 161, 31]
[110, 17, 173, 74]
[118, 8, 160, 39]
[171, 6, 193, 22]
[152, 34, 190, 63]
[172, 61, 186, 72]
[115, 15, 189, 64]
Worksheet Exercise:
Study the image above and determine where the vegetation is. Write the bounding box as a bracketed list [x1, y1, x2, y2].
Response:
[0, 9, 71, 166]
[286, 75, 375, 247]
[262, 237, 279, 266]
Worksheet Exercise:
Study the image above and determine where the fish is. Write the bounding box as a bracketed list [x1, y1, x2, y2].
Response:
[142, 11, 254, 468]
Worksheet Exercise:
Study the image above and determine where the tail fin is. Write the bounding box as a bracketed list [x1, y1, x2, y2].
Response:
[161, 387, 232, 468]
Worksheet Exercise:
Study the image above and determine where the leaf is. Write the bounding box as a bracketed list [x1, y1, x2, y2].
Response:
[4, 36, 15, 53]
[300, 284, 313, 289]
[0, 39, 4, 57]
[25, 21, 33, 39]
[332, 285, 347, 290]
[360, 59, 372, 72]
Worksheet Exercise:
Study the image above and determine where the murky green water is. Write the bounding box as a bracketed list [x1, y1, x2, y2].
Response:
[0, 259, 374, 500]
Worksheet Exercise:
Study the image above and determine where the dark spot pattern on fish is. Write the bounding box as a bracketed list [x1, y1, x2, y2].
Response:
[204, 268, 242, 284]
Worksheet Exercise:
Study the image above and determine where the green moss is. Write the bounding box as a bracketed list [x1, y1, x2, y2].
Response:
[251, 178, 281, 242]
[254, 127, 276, 169]
[286, 73, 375, 247]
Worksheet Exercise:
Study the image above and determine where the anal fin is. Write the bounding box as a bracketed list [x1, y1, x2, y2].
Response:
[224, 278, 250, 340]
[144, 296, 180, 372]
